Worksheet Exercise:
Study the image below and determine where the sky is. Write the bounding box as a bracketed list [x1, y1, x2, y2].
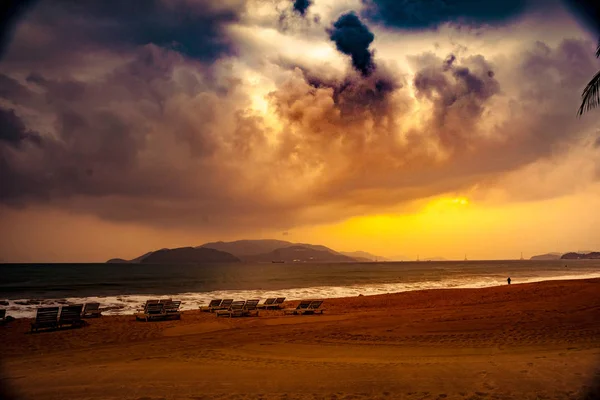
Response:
[0, 0, 599, 262]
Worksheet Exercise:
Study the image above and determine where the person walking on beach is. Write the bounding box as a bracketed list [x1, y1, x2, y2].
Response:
[507, 277, 511, 285]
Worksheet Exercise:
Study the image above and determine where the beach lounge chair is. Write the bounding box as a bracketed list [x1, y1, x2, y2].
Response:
[216, 300, 245, 317]
[200, 299, 222, 312]
[58, 304, 84, 328]
[257, 298, 276, 309]
[82, 302, 102, 318]
[303, 300, 325, 315]
[242, 299, 260, 317]
[135, 302, 165, 322]
[30, 307, 60, 332]
[141, 299, 159, 312]
[283, 300, 312, 315]
[274, 297, 286, 308]
[211, 299, 233, 313]
[163, 300, 182, 320]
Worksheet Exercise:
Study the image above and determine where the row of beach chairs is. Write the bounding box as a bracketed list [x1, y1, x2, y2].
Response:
[200, 298, 324, 316]
[135, 299, 182, 322]
[283, 300, 324, 315]
[215, 299, 260, 318]
[200, 297, 286, 313]
[30, 303, 101, 332]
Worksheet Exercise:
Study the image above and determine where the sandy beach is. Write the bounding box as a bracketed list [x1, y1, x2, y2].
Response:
[1, 279, 600, 400]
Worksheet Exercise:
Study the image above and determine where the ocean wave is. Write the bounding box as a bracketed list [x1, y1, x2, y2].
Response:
[3, 271, 600, 319]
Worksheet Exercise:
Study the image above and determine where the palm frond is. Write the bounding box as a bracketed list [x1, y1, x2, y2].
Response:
[596, 38, 600, 58]
[578, 69, 600, 116]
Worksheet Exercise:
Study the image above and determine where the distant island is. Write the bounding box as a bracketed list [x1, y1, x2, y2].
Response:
[107, 247, 240, 264]
[561, 252, 600, 260]
[530, 253, 562, 261]
[528, 251, 599, 260]
[106, 239, 389, 264]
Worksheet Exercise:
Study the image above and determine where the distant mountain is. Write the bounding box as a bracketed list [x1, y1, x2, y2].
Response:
[199, 239, 344, 258]
[109, 239, 393, 264]
[530, 253, 562, 260]
[340, 251, 389, 262]
[106, 247, 240, 264]
[106, 258, 128, 264]
[244, 245, 357, 263]
[199, 240, 294, 256]
[561, 252, 600, 260]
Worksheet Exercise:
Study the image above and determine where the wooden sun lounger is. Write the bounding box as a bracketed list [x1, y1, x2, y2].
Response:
[163, 300, 182, 320]
[257, 298, 276, 309]
[241, 299, 260, 317]
[283, 300, 313, 315]
[275, 297, 286, 306]
[135, 302, 165, 321]
[58, 304, 84, 328]
[141, 299, 159, 313]
[31, 307, 60, 332]
[200, 299, 222, 312]
[216, 300, 245, 317]
[211, 299, 233, 312]
[302, 300, 325, 315]
[82, 302, 102, 318]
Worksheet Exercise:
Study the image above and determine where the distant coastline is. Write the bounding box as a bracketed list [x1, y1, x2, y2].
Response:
[105, 239, 599, 264]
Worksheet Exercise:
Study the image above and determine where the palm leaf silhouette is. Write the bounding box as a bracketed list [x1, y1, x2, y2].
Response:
[577, 38, 600, 116]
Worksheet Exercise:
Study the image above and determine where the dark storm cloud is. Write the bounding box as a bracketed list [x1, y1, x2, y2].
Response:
[328, 12, 376, 76]
[0, 0, 37, 58]
[562, 0, 600, 35]
[0, 107, 41, 147]
[1, 0, 244, 65]
[0, 73, 30, 102]
[306, 69, 399, 121]
[413, 53, 500, 149]
[293, 0, 312, 16]
[361, 0, 530, 30]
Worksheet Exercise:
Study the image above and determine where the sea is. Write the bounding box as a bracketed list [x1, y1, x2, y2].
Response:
[1, 260, 599, 318]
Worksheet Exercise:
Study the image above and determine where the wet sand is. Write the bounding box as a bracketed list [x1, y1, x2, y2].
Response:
[1, 279, 600, 400]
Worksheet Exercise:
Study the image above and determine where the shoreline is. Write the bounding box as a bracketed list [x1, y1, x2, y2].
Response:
[2, 278, 600, 399]
[3, 271, 600, 319]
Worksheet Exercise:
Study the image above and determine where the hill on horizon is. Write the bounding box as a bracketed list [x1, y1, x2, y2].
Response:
[199, 239, 346, 258]
[107, 247, 240, 264]
[244, 245, 357, 263]
[530, 252, 563, 260]
[107, 239, 405, 264]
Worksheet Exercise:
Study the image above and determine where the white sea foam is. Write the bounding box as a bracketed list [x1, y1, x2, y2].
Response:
[4, 271, 600, 318]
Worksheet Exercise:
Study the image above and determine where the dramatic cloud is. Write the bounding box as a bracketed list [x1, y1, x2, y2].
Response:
[0, 107, 40, 147]
[0, 0, 37, 58]
[328, 12, 376, 76]
[293, 0, 312, 16]
[562, 0, 600, 35]
[0, 0, 599, 244]
[1, 0, 245, 68]
[412, 52, 500, 149]
[361, 0, 530, 29]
